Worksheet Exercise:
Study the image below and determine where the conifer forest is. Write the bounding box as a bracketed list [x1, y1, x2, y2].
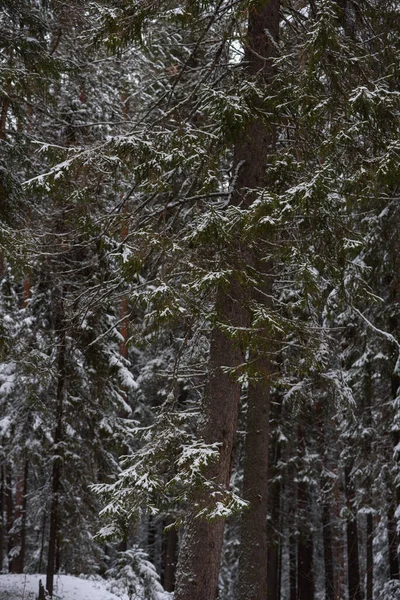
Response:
[0, 0, 400, 598]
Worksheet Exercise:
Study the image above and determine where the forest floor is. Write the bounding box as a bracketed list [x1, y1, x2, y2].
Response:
[0, 573, 126, 600]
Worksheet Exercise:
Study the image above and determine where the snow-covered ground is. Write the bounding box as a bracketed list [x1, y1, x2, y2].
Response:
[0, 574, 127, 600]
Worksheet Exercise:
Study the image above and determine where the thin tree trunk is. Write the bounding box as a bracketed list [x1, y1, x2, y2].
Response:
[322, 503, 335, 600]
[55, 533, 61, 574]
[289, 534, 297, 600]
[0, 97, 10, 140]
[38, 511, 46, 574]
[333, 476, 344, 600]
[390, 372, 400, 581]
[163, 525, 178, 592]
[0, 466, 4, 571]
[5, 466, 13, 572]
[267, 471, 282, 600]
[20, 459, 28, 571]
[297, 482, 314, 600]
[387, 503, 399, 580]
[363, 363, 373, 600]
[297, 425, 314, 600]
[46, 321, 66, 597]
[267, 532, 281, 600]
[173, 0, 279, 597]
[366, 513, 373, 600]
[345, 468, 362, 600]
[10, 459, 28, 573]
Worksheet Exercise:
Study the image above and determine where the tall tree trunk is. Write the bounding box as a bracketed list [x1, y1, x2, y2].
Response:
[174, 286, 248, 600]
[322, 503, 335, 600]
[38, 511, 47, 574]
[387, 503, 399, 580]
[163, 525, 178, 592]
[46, 320, 66, 597]
[366, 513, 373, 600]
[297, 481, 314, 600]
[238, 350, 270, 600]
[289, 534, 297, 600]
[334, 476, 344, 600]
[20, 459, 28, 571]
[5, 465, 13, 572]
[267, 434, 282, 600]
[390, 371, 400, 581]
[173, 1, 279, 598]
[0, 466, 4, 571]
[10, 458, 28, 573]
[297, 426, 314, 600]
[345, 468, 362, 600]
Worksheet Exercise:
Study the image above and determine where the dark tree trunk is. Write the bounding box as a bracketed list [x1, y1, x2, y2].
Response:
[163, 525, 178, 592]
[268, 555, 279, 600]
[0, 96, 10, 140]
[366, 513, 373, 600]
[20, 459, 28, 572]
[298, 531, 314, 600]
[5, 465, 13, 572]
[46, 323, 66, 597]
[322, 503, 335, 600]
[173, 0, 279, 598]
[387, 503, 399, 580]
[10, 458, 28, 573]
[390, 372, 400, 581]
[289, 534, 297, 600]
[297, 425, 314, 600]
[297, 483, 314, 600]
[55, 533, 61, 574]
[38, 511, 46, 574]
[334, 477, 344, 600]
[238, 351, 270, 600]
[147, 515, 156, 565]
[267, 477, 282, 600]
[345, 468, 362, 600]
[0, 465, 4, 571]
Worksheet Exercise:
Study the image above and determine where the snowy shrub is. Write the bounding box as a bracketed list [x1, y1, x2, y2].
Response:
[107, 546, 166, 600]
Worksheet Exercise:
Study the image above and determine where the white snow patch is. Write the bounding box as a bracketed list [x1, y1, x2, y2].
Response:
[0, 573, 124, 600]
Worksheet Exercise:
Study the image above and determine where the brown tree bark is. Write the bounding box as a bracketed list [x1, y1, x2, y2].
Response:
[237, 350, 270, 600]
[173, 286, 248, 600]
[173, 1, 279, 598]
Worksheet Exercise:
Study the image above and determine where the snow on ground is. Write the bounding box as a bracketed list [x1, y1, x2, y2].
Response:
[0, 574, 127, 600]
